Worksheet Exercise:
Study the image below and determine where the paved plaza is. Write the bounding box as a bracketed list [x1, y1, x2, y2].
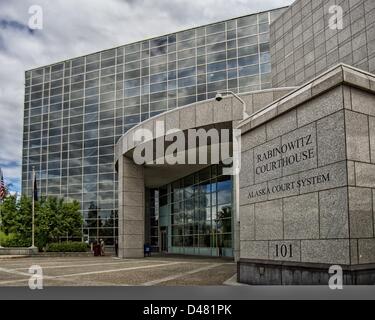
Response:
[0, 256, 236, 287]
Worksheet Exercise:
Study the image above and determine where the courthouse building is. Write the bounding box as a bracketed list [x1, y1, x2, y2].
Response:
[24, 0, 375, 284]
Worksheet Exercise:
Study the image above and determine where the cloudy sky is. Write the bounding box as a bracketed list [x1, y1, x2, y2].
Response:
[0, 0, 292, 193]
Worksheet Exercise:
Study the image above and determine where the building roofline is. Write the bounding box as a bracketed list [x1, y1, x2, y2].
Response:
[269, 1, 291, 27]
[25, 6, 289, 74]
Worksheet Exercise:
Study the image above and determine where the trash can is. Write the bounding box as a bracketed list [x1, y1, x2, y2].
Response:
[144, 244, 151, 257]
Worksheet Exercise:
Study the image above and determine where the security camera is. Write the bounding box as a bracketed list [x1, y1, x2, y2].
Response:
[215, 93, 223, 102]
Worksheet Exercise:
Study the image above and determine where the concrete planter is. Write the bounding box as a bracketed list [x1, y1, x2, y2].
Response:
[38, 252, 93, 257]
[0, 247, 38, 256]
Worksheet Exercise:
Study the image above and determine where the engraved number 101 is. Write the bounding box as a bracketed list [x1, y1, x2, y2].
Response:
[275, 244, 293, 258]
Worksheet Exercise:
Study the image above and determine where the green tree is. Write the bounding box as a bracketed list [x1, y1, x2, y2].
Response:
[0, 195, 32, 239]
[17, 196, 33, 239]
[35, 197, 83, 248]
[0, 195, 32, 247]
[0, 195, 83, 249]
[0, 195, 18, 235]
[59, 199, 82, 239]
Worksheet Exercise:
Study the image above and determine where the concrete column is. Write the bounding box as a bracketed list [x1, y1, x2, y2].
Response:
[233, 173, 240, 262]
[118, 156, 145, 259]
[118, 155, 124, 258]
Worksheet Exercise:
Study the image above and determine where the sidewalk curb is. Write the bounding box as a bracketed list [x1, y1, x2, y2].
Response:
[223, 274, 249, 286]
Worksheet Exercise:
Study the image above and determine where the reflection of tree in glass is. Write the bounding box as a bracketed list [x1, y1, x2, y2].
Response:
[217, 206, 232, 233]
[86, 202, 98, 228]
[102, 210, 117, 229]
[218, 206, 231, 219]
[100, 210, 117, 244]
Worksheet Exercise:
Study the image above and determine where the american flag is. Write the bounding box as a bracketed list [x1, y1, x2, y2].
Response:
[0, 168, 5, 201]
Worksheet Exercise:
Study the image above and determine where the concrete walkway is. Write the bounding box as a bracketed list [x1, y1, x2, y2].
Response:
[0, 256, 236, 286]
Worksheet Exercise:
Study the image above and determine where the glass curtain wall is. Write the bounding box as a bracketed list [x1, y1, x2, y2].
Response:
[148, 165, 233, 257]
[22, 8, 285, 246]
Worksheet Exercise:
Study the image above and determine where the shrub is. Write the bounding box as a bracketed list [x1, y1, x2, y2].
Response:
[0, 231, 7, 244]
[3, 238, 31, 248]
[0, 233, 31, 248]
[47, 242, 88, 252]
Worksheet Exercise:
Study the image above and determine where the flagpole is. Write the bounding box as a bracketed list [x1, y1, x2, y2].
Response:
[30, 166, 36, 249]
[0, 198, 3, 249]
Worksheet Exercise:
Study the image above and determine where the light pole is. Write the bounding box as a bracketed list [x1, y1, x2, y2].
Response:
[215, 91, 249, 120]
[0, 199, 3, 249]
[30, 167, 37, 249]
[215, 91, 246, 261]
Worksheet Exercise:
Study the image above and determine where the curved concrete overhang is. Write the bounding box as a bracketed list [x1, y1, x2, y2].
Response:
[115, 88, 296, 188]
[115, 87, 296, 163]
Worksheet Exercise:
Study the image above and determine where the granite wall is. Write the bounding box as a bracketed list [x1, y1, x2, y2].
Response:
[270, 0, 375, 87]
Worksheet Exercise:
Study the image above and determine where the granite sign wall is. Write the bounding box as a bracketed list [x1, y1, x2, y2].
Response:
[238, 65, 375, 285]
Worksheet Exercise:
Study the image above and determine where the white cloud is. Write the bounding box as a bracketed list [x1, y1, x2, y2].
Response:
[0, 0, 293, 193]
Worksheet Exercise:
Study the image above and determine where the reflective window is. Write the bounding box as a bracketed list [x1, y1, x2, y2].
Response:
[208, 61, 227, 73]
[238, 25, 258, 38]
[237, 15, 258, 28]
[239, 65, 260, 77]
[149, 165, 232, 256]
[206, 22, 225, 35]
[238, 54, 259, 67]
